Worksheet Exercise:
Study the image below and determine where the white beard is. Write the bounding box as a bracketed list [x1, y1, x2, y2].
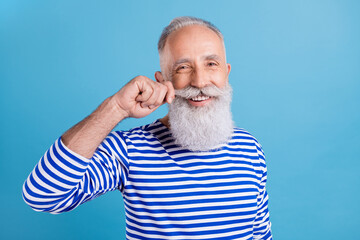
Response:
[168, 83, 234, 151]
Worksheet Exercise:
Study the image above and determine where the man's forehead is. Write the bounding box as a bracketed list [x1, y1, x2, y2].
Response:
[166, 25, 222, 45]
[164, 27, 225, 55]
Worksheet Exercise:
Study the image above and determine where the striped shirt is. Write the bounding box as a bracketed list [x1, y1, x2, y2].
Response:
[23, 120, 272, 240]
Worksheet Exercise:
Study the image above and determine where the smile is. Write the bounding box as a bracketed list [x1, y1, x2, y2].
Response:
[190, 95, 211, 102]
[187, 95, 212, 107]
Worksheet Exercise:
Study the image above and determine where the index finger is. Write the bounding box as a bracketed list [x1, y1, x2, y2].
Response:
[163, 80, 175, 104]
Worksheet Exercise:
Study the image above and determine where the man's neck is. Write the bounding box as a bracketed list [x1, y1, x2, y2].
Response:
[160, 115, 170, 128]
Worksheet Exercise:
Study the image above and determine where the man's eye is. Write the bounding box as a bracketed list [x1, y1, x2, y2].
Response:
[176, 65, 190, 72]
[208, 62, 218, 67]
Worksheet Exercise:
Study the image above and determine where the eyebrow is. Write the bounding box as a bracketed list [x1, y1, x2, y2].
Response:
[203, 54, 222, 62]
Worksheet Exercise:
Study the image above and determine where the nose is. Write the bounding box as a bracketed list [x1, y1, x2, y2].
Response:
[190, 67, 209, 89]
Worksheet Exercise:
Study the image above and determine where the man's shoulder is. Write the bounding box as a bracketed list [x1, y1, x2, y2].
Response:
[232, 127, 262, 145]
[231, 127, 266, 160]
[113, 120, 166, 138]
[232, 126, 256, 138]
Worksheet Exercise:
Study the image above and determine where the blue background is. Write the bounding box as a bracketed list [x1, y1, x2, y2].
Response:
[1, 0, 359, 239]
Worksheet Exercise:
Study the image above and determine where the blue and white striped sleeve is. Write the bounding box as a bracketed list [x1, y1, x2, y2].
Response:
[22, 131, 129, 214]
[253, 140, 272, 240]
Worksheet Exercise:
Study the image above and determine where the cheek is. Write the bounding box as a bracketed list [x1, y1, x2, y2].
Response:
[172, 75, 190, 89]
[212, 71, 228, 88]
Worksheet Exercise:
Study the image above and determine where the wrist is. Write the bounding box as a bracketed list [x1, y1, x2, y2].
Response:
[107, 95, 129, 120]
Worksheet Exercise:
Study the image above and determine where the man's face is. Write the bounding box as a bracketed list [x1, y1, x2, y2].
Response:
[160, 25, 231, 107]
[159, 24, 234, 151]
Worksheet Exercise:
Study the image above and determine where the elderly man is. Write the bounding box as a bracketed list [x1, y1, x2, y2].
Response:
[23, 17, 272, 239]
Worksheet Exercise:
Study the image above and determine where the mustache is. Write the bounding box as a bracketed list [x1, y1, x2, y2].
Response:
[174, 84, 228, 99]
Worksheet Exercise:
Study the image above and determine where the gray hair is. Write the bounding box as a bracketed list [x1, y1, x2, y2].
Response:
[158, 16, 223, 53]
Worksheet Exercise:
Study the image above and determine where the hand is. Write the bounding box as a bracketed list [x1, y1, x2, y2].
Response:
[112, 75, 175, 119]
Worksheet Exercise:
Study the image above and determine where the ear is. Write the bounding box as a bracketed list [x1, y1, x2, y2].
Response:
[226, 63, 231, 76]
[155, 71, 165, 83]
